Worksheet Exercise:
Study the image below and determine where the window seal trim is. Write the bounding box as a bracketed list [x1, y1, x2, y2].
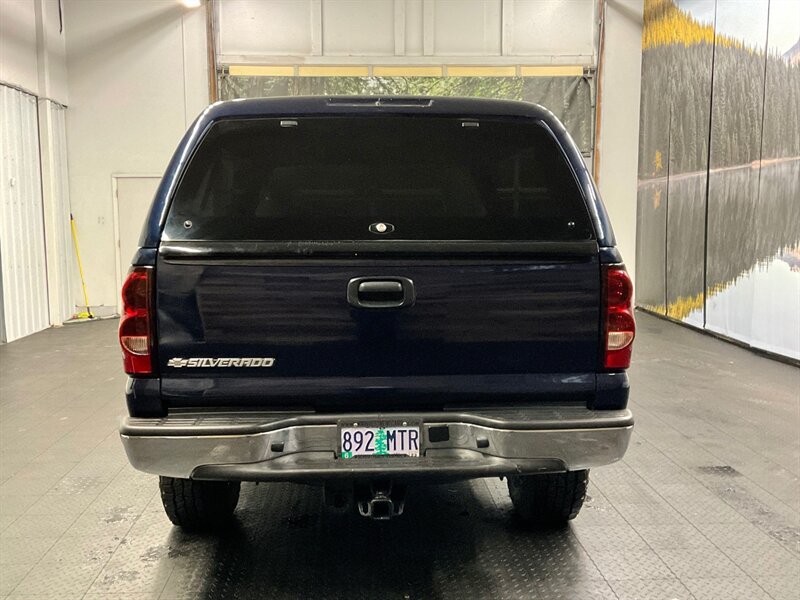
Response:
[158, 239, 600, 260]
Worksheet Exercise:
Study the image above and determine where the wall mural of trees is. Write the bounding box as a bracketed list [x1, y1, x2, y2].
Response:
[637, 0, 800, 360]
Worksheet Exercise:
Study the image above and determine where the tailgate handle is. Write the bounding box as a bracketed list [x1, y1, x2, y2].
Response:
[347, 277, 415, 309]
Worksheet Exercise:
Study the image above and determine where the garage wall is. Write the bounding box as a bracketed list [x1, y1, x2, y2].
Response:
[0, 0, 73, 340]
[63, 0, 209, 312]
[0, 0, 39, 95]
[0, 0, 69, 104]
[595, 0, 643, 284]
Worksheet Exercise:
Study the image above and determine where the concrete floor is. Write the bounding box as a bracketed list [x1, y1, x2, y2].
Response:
[0, 312, 798, 599]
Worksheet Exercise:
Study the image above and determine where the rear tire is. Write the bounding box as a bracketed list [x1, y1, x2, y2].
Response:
[159, 476, 240, 530]
[507, 469, 588, 527]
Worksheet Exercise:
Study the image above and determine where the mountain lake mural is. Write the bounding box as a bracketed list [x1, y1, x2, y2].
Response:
[637, 0, 800, 360]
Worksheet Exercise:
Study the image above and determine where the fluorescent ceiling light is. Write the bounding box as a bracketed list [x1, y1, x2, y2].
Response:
[182, 0, 202, 8]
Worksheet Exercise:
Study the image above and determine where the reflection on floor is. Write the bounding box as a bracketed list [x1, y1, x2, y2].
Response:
[0, 312, 798, 599]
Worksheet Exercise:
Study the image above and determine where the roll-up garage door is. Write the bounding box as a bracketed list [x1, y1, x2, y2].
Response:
[213, 0, 598, 155]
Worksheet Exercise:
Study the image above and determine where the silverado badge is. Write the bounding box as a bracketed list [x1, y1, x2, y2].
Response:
[167, 357, 275, 368]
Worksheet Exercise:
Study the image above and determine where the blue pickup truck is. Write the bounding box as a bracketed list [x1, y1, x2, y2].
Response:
[118, 96, 635, 529]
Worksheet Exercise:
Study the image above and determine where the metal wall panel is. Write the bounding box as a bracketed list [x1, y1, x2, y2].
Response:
[49, 101, 76, 323]
[323, 0, 396, 56]
[0, 85, 50, 342]
[218, 0, 315, 57]
[508, 0, 595, 57]
[431, 0, 503, 56]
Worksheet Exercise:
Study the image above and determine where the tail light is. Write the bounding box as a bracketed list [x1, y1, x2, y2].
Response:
[119, 267, 154, 375]
[603, 265, 635, 370]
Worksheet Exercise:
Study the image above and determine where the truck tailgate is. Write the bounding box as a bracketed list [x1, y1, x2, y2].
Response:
[156, 248, 600, 409]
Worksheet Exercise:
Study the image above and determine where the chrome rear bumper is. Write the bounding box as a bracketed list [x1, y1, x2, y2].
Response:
[119, 407, 633, 482]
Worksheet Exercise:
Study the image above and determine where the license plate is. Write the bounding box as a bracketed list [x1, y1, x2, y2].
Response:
[339, 423, 421, 459]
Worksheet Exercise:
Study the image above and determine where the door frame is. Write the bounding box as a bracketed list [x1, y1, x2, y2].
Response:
[111, 173, 162, 314]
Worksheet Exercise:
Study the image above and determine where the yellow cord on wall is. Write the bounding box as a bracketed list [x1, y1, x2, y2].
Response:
[69, 213, 94, 319]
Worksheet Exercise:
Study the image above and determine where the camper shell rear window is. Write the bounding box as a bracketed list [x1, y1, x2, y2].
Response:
[164, 116, 594, 242]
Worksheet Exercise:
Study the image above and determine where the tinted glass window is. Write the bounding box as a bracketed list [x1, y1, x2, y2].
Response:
[164, 117, 593, 241]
